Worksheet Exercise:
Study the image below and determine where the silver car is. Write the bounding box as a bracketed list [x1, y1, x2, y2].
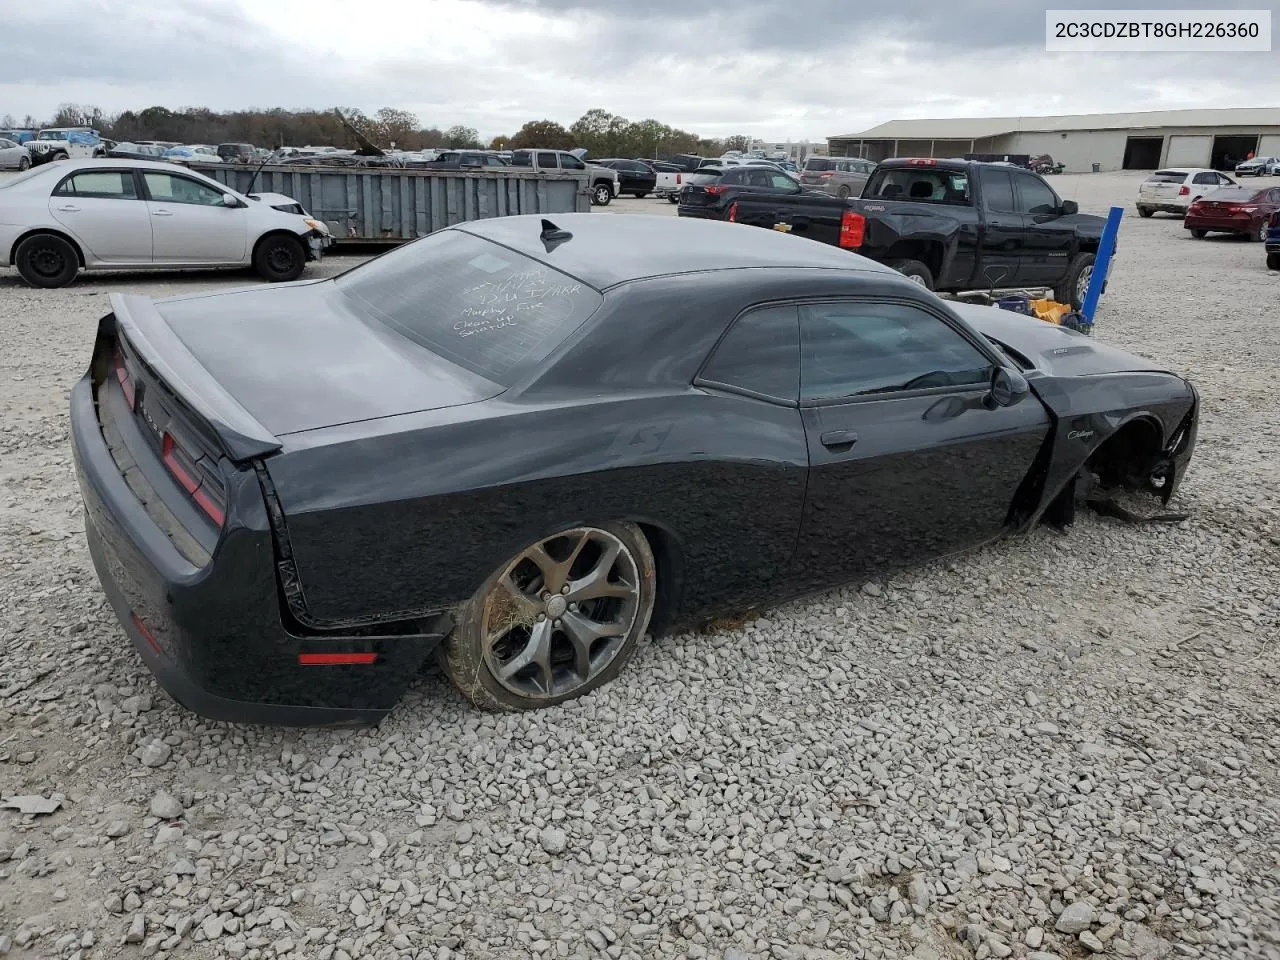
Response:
[0, 138, 32, 171]
[799, 156, 876, 199]
[1234, 156, 1280, 176]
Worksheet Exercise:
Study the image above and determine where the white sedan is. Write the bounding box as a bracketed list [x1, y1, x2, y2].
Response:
[0, 138, 31, 171]
[0, 159, 330, 288]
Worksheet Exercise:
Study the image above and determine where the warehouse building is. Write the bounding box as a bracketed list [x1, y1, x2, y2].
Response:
[828, 108, 1280, 172]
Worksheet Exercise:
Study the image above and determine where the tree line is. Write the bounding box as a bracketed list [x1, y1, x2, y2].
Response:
[1, 104, 751, 160]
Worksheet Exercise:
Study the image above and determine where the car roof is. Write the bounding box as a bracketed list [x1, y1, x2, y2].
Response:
[454, 213, 896, 289]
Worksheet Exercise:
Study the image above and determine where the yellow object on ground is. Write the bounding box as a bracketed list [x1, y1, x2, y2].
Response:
[1029, 298, 1072, 325]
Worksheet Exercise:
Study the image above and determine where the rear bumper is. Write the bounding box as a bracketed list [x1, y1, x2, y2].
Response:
[1136, 200, 1187, 214]
[70, 375, 443, 726]
[676, 206, 719, 219]
[1184, 215, 1257, 234]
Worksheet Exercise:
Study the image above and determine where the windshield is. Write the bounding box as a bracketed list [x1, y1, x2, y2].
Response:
[336, 229, 603, 386]
[37, 131, 65, 140]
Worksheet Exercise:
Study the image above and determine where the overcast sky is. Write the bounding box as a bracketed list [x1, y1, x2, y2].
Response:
[2, 0, 1276, 141]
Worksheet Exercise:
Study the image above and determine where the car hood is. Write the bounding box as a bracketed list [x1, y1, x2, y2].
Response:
[150, 281, 502, 437]
[952, 302, 1176, 378]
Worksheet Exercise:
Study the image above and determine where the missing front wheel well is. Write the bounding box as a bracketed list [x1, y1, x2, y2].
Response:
[1086, 418, 1168, 494]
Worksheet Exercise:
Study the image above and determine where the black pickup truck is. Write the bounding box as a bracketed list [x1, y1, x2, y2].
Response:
[681, 158, 1106, 308]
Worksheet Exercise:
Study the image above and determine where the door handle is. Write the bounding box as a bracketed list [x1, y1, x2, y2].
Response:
[56, 205, 80, 212]
[820, 429, 859, 449]
[151, 209, 174, 216]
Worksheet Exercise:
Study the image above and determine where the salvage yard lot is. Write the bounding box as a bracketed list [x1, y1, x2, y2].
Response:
[0, 171, 1277, 960]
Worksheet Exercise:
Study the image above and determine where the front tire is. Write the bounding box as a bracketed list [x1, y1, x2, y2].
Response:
[591, 183, 613, 206]
[633, 192, 648, 199]
[17, 155, 30, 171]
[887, 259, 935, 290]
[14, 233, 79, 288]
[441, 523, 657, 711]
[1267, 252, 1280, 270]
[52, 151, 69, 162]
[667, 193, 679, 204]
[1251, 220, 1267, 242]
[1055, 252, 1096, 310]
[252, 234, 306, 282]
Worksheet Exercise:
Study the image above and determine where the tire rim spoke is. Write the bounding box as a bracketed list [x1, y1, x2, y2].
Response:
[566, 539, 629, 601]
[560, 611, 625, 681]
[494, 619, 554, 692]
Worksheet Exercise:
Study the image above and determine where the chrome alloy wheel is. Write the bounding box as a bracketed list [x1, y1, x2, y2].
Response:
[480, 527, 642, 700]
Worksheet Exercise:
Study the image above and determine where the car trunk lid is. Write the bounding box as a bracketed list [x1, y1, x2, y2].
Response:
[116, 284, 503, 443]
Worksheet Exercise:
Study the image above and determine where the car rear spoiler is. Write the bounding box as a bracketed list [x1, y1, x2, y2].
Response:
[109, 292, 283, 462]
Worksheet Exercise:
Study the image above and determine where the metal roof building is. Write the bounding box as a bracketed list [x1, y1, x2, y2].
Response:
[828, 108, 1280, 173]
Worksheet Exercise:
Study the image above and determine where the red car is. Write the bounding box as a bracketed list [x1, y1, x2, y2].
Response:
[1185, 185, 1280, 241]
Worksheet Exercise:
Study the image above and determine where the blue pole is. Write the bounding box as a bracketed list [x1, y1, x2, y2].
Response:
[1080, 205, 1123, 326]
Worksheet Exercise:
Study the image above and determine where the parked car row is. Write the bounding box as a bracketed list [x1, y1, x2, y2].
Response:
[1133, 167, 1280, 247]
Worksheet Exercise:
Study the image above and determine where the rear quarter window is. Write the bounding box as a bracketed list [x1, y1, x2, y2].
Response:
[335, 230, 603, 386]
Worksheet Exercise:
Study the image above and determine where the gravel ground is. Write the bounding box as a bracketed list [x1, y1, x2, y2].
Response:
[0, 172, 1277, 960]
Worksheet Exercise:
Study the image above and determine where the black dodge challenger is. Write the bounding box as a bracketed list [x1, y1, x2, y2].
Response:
[70, 213, 1198, 725]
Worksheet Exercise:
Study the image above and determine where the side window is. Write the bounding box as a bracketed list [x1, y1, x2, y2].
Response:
[561, 155, 586, 170]
[535, 151, 559, 168]
[1192, 172, 1217, 185]
[510, 151, 531, 167]
[459, 154, 482, 166]
[143, 173, 224, 206]
[1218, 173, 1234, 185]
[699, 305, 800, 403]
[1012, 174, 1059, 215]
[53, 171, 138, 199]
[769, 173, 798, 190]
[978, 167, 1016, 213]
[799, 302, 992, 402]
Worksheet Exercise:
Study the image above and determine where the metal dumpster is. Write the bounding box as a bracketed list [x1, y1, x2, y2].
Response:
[187, 163, 590, 245]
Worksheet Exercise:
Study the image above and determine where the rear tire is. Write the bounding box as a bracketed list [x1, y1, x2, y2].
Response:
[1190, 229, 1207, 238]
[633, 192, 648, 199]
[1137, 206, 1153, 218]
[887, 259, 934, 289]
[440, 522, 657, 711]
[837, 185, 852, 199]
[252, 234, 306, 283]
[1055, 252, 1096, 310]
[14, 233, 79, 288]
[667, 194, 679, 204]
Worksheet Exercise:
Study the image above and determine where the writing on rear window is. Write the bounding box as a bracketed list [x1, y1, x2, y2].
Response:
[336, 231, 602, 385]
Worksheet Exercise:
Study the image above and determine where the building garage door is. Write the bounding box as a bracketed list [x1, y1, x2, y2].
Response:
[1165, 135, 1211, 167]
[1259, 135, 1280, 157]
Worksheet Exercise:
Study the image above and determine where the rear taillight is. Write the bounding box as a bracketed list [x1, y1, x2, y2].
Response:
[1178, 185, 1190, 195]
[839, 210, 865, 249]
[161, 432, 225, 526]
[675, 173, 681, 184]
[727, 201, 738, 222]
[819, 172, 833, 179]
[1240, 206, 1258, 213]
[113, 347, 135, 410]
[705, 185, 727, 196]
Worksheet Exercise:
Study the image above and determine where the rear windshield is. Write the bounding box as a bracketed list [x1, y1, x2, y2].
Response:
[1147, 171, 1187, 182]
[1202, 186, 1263, 201]
[804, 158, 835, 171]
[335, 230, 603, 385]
[685, 169, 724, 182]
[865, 168, 971, 204]
[0, 164, 60, 190]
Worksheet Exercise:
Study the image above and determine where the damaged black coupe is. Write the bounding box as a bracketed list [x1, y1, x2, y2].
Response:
[69, 213, 1197, 725]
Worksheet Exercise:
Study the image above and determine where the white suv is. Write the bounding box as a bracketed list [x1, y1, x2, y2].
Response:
[1136, 168, 1235, 217]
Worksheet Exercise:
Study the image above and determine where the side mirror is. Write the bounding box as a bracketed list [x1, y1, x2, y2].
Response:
[1060, 199, 1078, 215]
[221, 193, 241, 208]
[986, 366, 1030, 408]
